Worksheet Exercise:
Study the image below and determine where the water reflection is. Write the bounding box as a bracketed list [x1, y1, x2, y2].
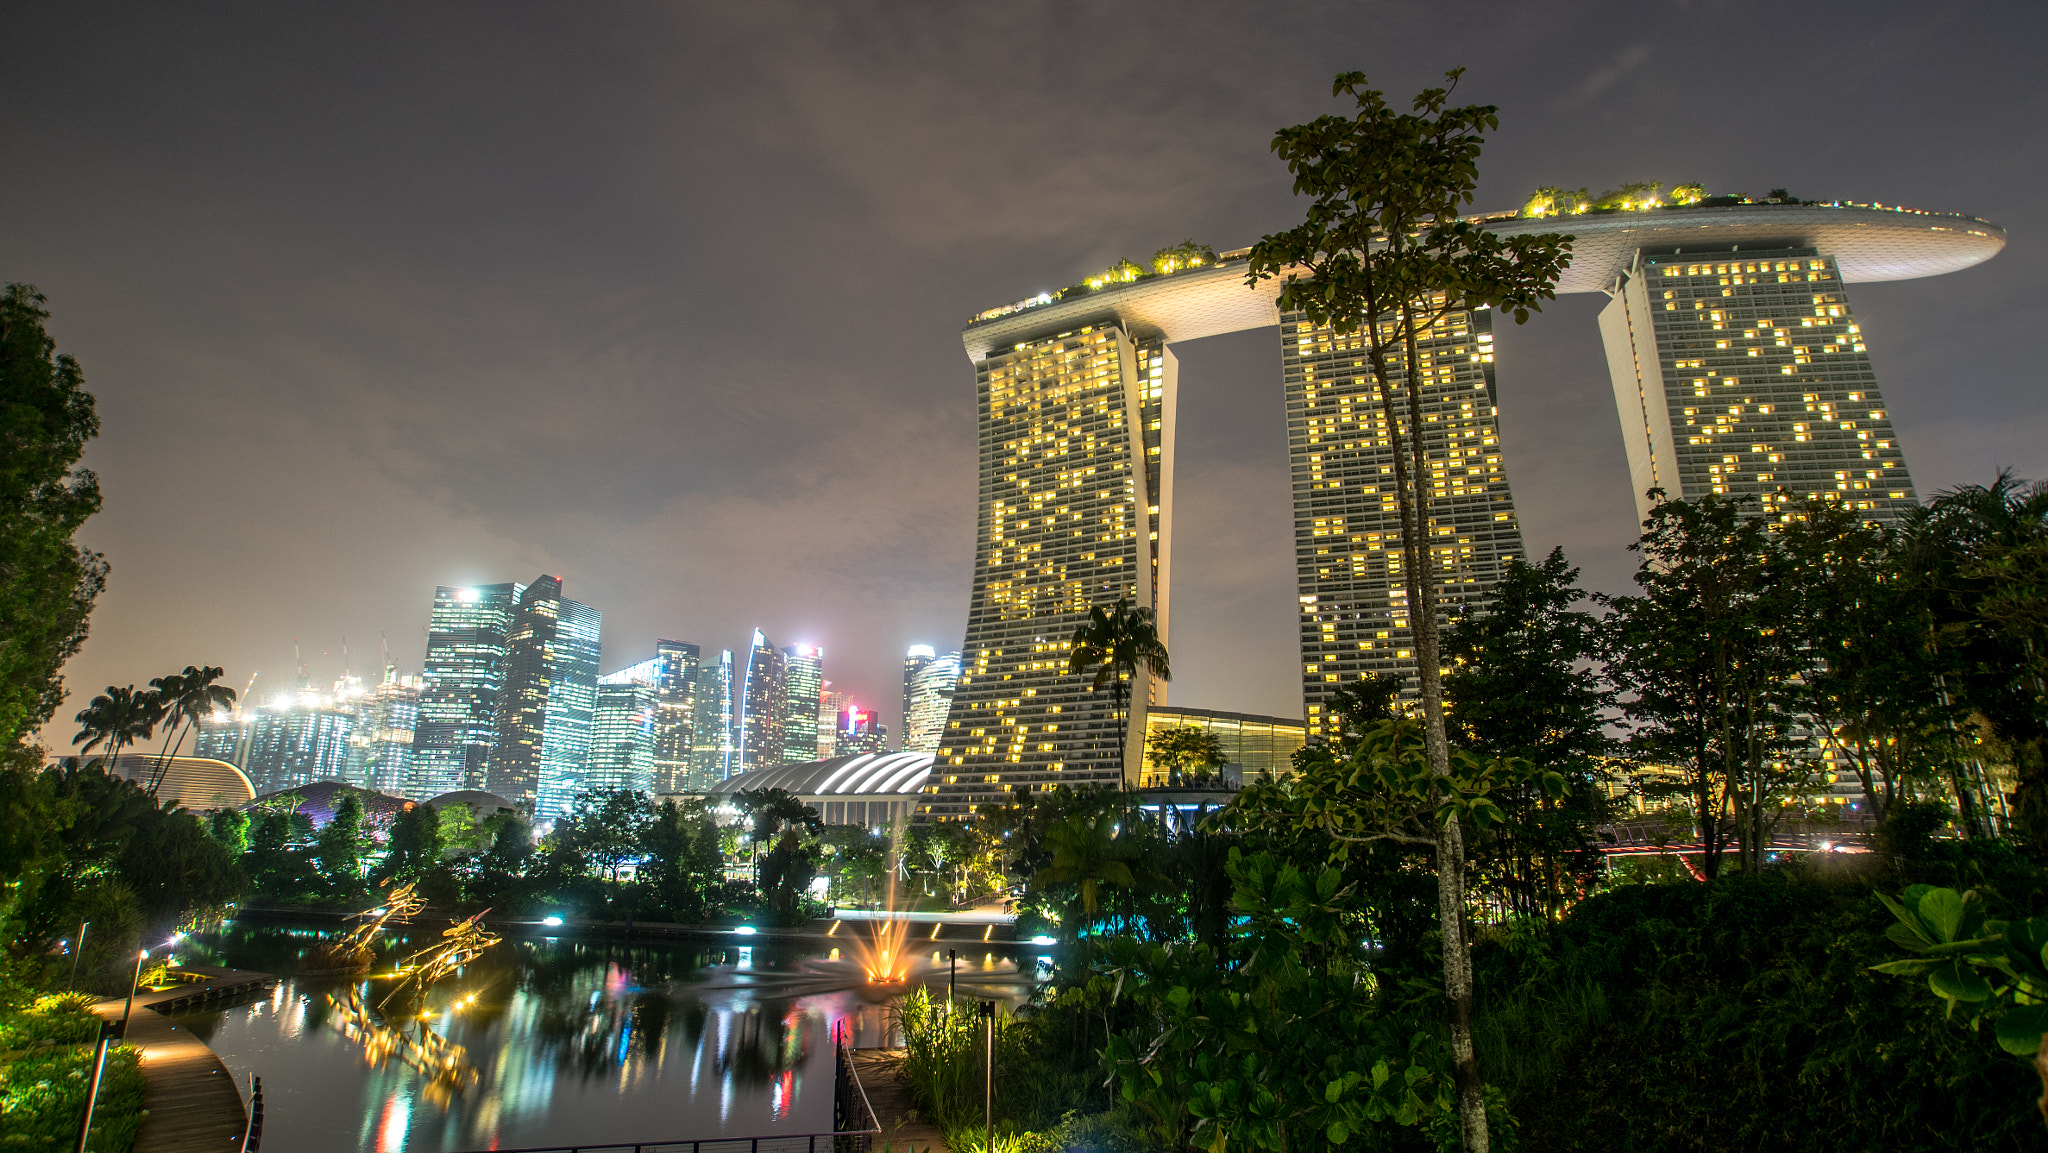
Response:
[175, 924, 1029, 1153]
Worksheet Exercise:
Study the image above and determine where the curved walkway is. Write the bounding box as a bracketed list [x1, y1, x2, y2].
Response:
[89, 965, 276, 1153]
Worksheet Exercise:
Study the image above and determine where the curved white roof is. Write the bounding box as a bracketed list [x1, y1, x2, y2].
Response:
[706, 750, 935, 799]
[962, 202, 2004, 358]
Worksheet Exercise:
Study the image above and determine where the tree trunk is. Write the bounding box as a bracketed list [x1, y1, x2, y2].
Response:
[1398, 302, 1487, 1153]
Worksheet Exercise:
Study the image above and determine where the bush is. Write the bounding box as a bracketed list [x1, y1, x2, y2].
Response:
[0, 1043, 145, 1152]
[1473, 870, 2044, 1152]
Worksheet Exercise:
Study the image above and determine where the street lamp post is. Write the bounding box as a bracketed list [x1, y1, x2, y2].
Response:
[980, 1000, 995, 1145]
[75, 948, 146, 1153]
[67, 920, 89, 992]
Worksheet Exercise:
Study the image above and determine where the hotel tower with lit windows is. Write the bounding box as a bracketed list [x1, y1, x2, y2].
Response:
[921, 200, 2004, 819]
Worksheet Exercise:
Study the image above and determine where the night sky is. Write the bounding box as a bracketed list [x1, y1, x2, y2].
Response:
[7, 1, 2043, 745]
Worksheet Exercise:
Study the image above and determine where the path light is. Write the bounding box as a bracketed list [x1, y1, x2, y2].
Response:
[734, 925, 757, 936]
[541, 916, 564, 927]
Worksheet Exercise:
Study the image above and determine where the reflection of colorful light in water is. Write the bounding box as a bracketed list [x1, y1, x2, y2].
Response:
[377, 1094, 410, 1153]
[772, 1069, 794, 1119]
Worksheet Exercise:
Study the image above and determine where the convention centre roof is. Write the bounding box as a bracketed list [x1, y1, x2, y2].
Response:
[705, 750, 936, 799]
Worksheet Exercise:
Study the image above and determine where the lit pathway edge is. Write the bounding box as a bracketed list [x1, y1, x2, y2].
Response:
[87, 965, 277, 1153]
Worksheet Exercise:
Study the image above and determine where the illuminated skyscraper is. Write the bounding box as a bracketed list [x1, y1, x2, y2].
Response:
[489, 575, 602, 818]
[836, 703, 889, 756]
[737, 631, 785, 774]
[781, 644, 825, 765]
[901, 647, 961, 754]
[687, 650, 735, 790]
[590, 678, 657, 796]
[1597, 248, 1914, 520]
[350, 666, 421, 796]
[413, 582, 523, 796]
[924, 322, 1174, 818]
[819, 683, 850, 760]
[1284, 302, 1525, 739]
[932, 200, 2001, 815]
[606, 641, 702, 794]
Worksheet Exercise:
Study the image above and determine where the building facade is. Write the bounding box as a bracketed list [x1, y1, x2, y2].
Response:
[923, 323, 1172, 819]
[412, 582, 523, 797]
[651, 640, 702, 794]
[900, 646, 961, 754]
[687, 649, 734, 790]
[489, 575, 602, 818]
[1142, 706, 1307, 787]
[781, 644, 825, 765]
[589, 679, 658, 796]
[736, 631, 785, 775]
[1598, 247, 1915, 521]
[932, 201, 2001, 818]
[349, 667, 421, 796]
[835, 702, 889, 757]
[1284, 303, 1526, 739]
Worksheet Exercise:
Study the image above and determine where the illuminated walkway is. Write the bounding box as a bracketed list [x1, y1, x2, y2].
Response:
[89, 965, 276, 1153]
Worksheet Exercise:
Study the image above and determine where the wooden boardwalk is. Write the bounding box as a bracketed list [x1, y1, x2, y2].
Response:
[90, 966, 276, 1153]
[850, 1049, 951, 1153]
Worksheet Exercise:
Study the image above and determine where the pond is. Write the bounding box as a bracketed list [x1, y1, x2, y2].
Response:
[171, 921, 1034, 1153]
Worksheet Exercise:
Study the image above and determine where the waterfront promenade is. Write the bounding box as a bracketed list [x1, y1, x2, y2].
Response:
[88, 965, 275, 1153]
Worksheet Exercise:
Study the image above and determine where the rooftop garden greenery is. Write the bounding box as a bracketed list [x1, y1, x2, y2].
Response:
[1517, 181, 1819, 218]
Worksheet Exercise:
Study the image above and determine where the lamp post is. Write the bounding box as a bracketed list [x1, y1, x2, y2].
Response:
[67, 920, 89, 992]
[980, 1000, 995, 1145]
[945, 948, 957, 1013]
[75, 948, 146, 1153]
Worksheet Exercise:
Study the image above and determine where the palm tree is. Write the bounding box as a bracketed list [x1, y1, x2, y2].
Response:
[72, 685, 161, 769]
[145, 665, 237, 796]
[1067, 597, 1170, 780]
[1031, 814, 1138, 938]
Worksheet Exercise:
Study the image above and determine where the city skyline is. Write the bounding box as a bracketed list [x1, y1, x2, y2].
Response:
[12, 4, 2046, 755]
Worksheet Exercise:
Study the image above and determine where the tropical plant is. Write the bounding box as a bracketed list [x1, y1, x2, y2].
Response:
[1032, 815, 1138, 939]
[70, 684, 159, 766]
[1243, 68, 1571, 1153]
[0, 284, 107, 753]
[1874, 885, 2048, 1126]
[1144, 725, 1226, 787]
[143, 664, 235, 796]
[1067, 597, 1170, 780]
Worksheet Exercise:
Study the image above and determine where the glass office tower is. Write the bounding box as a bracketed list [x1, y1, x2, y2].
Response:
[590, 678, 657, 796]
[688, 650, 735, 789]
[1599, 247, 1916, 522]
[1282, 303, 1526, 740]
[901, 647, 961, 754]
[781, 644, 825, 765]
[925, 322, 1172, 818]
[489, 575, 601, 817]
[737, 631, 786, 774]
[412, 581, 523, 796]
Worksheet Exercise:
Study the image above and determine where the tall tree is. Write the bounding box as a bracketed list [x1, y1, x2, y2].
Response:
[0, 285, 107, 756]
[145, 665, 236, 796]
[1442, 547, 1613, 920]
[642, 798, 723, 920]
[71, 685, 160, 767]
[1144, 725, 1227, 787]
[1901, 472, 2048, 846]
[1244, 70, 1570, 1152]
[1066, 596, 1171, 780]
[1032, 814, 1138, 939]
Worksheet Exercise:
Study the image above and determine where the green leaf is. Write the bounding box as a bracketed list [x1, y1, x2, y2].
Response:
[1929, 960, 1993, 1003]
[1869, 958, 1944, 977]
[1996, 1005, 2048, 1057]
[1326, 1121, 1350, 1145]
[1919, 888, 1971, 943]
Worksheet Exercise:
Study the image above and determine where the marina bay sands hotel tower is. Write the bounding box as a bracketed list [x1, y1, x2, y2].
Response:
[920, 198, 2004, 820]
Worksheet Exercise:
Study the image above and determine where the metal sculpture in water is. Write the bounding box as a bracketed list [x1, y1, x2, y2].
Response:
[377, 910, 501, 1011]
[306, 882, 424, 974]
